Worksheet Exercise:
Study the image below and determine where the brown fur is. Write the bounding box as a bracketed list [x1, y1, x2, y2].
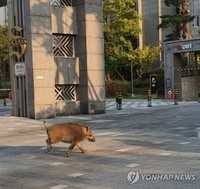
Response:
[44, 121, 95, 157]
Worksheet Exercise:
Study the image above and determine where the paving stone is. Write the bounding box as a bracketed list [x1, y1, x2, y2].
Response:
[0, 100, 200, 188]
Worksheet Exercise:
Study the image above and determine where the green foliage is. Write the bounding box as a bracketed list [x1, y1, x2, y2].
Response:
[0, 25, 10, 88]
[0, 93, 8, 99]
[104, 0, 161, 81]
[158, 0, 195, 41]
[0, 88, 11, 99]
[158, 15, 195, 30]
[132, 78, 147, 88]
[103, 0, 141, 76]
[164, 0, 183, 7]
[106, 68, 165, 98]
[0, 25, 9, 61]
[105, 80, 129, 98]
[133, 46, 161, 77]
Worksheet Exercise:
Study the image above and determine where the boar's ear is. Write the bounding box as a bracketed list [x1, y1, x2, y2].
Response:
[86, 126, 91, 132]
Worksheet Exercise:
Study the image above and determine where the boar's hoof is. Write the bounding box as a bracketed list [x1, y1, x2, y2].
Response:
[66, 151, 71, 157]
[45, 148, 51, 153]
[82, 150, 87, 154]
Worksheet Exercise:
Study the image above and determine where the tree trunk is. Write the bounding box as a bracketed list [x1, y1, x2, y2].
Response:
[182, 0, 191, 39]
[105, 72, 111, 81]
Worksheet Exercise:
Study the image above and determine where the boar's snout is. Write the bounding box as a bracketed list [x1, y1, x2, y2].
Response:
[90, 136, 96, 142]
[86, 127, 95, 142]
[87, 134, 95, 142]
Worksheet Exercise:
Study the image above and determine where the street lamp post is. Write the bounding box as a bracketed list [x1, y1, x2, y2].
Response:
[130, 59, 135, 97]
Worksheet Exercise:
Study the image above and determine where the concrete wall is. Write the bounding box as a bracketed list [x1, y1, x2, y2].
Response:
[182, 76, 200, 101]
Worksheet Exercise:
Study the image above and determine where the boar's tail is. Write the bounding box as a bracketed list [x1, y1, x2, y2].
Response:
[43, 121, 48, 130]
[43, 121, 46, 127]
[43, 121, 50, 138]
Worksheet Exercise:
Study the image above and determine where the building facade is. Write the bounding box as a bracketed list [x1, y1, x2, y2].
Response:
[4, 0, 105, 119]
[138, 0, 200, 48]
[137, 0, 200, 101]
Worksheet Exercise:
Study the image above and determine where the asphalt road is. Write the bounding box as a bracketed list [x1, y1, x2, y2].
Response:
[0, 100, 200, 189]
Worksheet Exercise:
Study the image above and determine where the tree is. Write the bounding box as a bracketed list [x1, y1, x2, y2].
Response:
[0, 25, 9, 87]
[103, 0, 141, 80]
[157, 0, 195, 41]
[0, 25, 9, 61]
[133, 46, 161, 78]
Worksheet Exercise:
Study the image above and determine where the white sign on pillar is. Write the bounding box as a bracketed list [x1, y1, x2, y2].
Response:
[15, 63, 26, 76]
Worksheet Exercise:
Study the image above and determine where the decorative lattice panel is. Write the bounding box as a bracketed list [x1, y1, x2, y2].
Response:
[55, 85, 76, 101]
[51, 0, 72, 6]
[53, 35, 74, 57]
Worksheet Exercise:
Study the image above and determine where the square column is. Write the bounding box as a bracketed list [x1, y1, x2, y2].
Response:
[24, 0, 55, 119]
[74, 0, 106, 114]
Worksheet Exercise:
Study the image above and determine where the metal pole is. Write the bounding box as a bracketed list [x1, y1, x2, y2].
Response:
[131, 59, 135, 97]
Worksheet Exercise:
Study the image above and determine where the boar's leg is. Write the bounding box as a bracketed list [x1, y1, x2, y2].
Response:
[45, 139, 52, 153]
[66, 142, 76, 157]
[76, 143, 87, 154]
[45, 138, 60, 153]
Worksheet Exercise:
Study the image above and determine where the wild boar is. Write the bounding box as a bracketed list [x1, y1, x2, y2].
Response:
[44, 121, 95, 157]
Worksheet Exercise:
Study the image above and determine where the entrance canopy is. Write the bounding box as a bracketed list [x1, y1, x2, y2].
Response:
[164, 38, 200, 100]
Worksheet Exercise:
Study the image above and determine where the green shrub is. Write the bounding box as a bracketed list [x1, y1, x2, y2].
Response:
[105, 80, 129, 98]
[105, 68, 165, 98]
[0, 92, 9, 99]
[133, 78, 147, 88]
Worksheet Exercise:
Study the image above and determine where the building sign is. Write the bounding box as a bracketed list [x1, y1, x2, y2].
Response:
[9, 26, 27, 61]
[150, 75, 157, 94]
[176, 44, 192, 51]
[15, 63, 26, 76]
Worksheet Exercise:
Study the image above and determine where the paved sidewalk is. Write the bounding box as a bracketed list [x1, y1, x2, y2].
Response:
[0, 99, 200, 189]
[0, 98, 176, 116]
[106, 98, 175, 111]
[0, 98, 192, 110]
[0, 98, 11, 105]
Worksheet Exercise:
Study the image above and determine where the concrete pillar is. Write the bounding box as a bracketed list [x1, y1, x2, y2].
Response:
[8, 0, 55, 119]
[23, 0, 55, 119]
[74, 0, 106, 114]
